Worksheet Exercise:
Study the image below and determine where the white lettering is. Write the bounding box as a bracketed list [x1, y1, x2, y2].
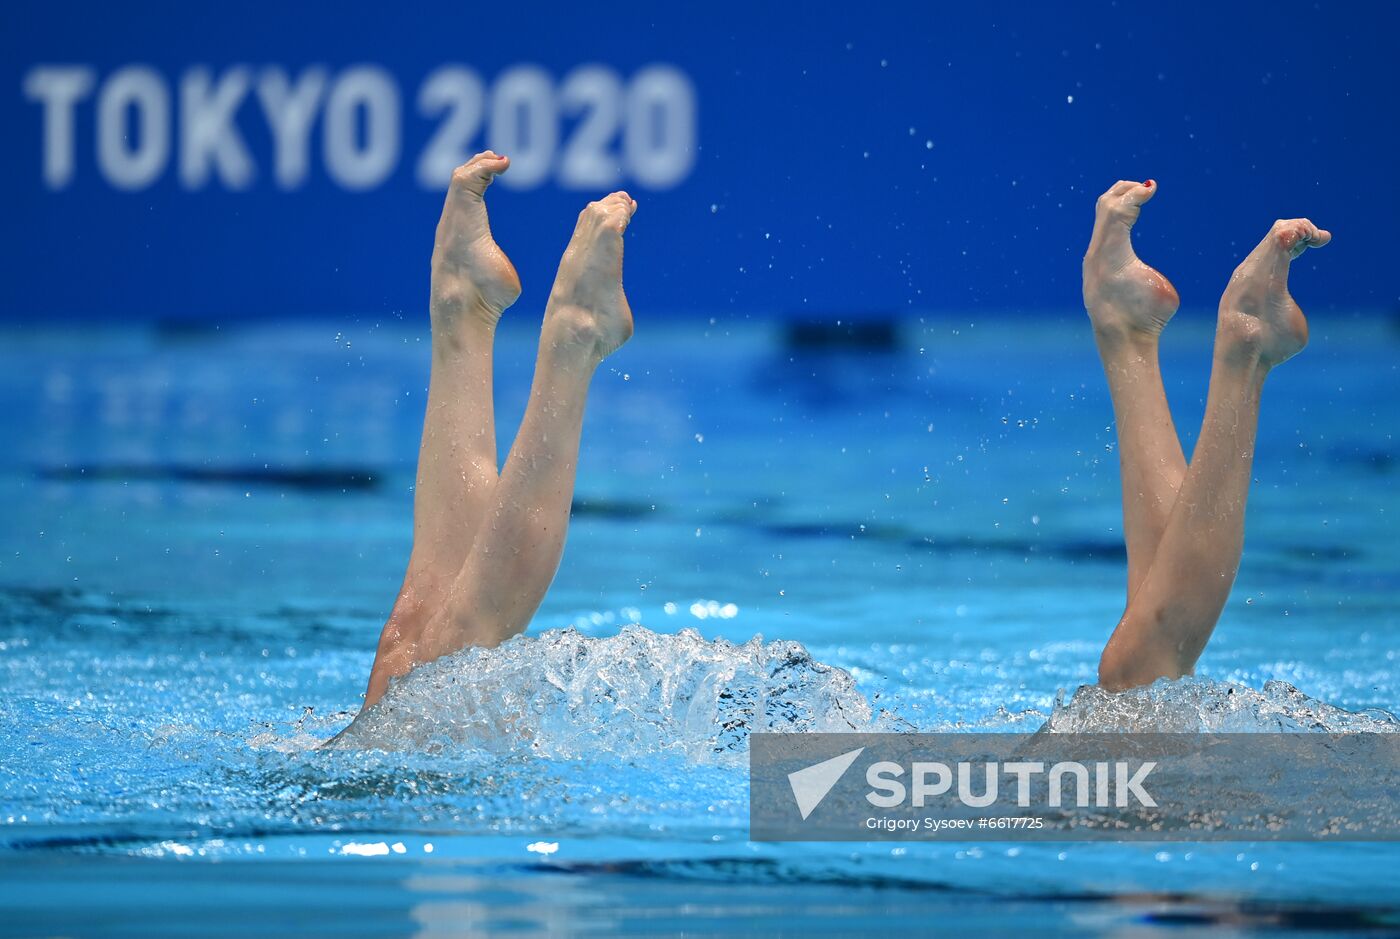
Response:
[23, 66, 95, 189]
[29, 63, 699, 193]
[865, 761, 905, 808]
[416, 66, 485, 189]
[1117, 761, 1157, 807]
[624, 65, 695, 189]
[910, 761, 952, 807]
[1003, 761, 1044, 807]
[1048, 761, 1091, 808]
[180, 66, 254, 189]
[323, 66, 399, 190]
[97, 66, 169, 190]
[255, 67, 326, 189]
[957, 761, 999, 808]
[558, 65, 622, 189]
[489, 65, 555, 189]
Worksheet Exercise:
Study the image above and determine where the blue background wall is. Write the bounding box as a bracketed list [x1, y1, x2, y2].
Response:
[3, 1, 1396, 323]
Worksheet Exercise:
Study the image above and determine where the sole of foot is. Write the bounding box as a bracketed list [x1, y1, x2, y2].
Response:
[1218, 218, 1331, 367]
[431, 151, 523, 326]
[1083, 178, 1180, 341]
[545, 192, 638, 362]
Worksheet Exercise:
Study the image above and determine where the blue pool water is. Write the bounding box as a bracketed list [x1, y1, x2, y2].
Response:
[1, 316, 1397, 936]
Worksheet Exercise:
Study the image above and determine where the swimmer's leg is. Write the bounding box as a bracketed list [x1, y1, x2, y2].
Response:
[366, 153, 521, 700]
[1082, 179, 1186, 602]
[365, 192, 637, 704]
[1097, 219, 1330, 690]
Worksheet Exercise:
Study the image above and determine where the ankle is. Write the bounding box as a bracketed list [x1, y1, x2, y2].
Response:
[541, 302, 609, 366]
[1091, 314, 1161, 352]
[1214, 310, 1275, 370]
[431, 284, 503, 335]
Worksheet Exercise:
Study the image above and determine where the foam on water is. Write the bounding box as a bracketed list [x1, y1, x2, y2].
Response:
[331, 625, 899, 759]
[1047, 676, 1400, 733]
[325, 626, 1396, 761]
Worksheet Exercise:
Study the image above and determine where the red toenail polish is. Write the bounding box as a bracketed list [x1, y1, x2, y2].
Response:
[1145, 180, 1153, 187]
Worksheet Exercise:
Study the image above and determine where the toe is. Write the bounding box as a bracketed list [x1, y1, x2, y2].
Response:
[468, 150, 506, 166]
[604, 191, 635, 212]
[609, 192, 638, 225]
[1096, 179, 1155, 219]
[1272, 218, 1330, 257]
[580, 194, 636, 232]
[1296, 218, 1330, 248]
[1100, 178, 1149, 198]
[452, 153, 509, 193]
[1124, 179, 1156, 207]
[1293, 225, 1330, 259]
[607, 204, 634, 233]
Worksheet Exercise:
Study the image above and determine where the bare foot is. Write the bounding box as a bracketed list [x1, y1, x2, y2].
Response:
[544, 192, 638, 361]
[1218, 218, 1331, 366]
[431, 151, 523, 326]
[1083, 179, 1180, 340]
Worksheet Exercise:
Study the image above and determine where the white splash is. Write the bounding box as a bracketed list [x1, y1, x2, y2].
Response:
[333, 625, 891, 761]
[1046, 677, 1399, 733]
